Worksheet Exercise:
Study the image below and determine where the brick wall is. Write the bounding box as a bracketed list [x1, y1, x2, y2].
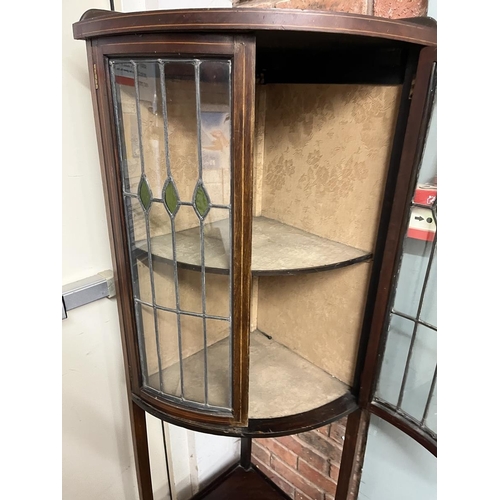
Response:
[234, 0, 428, 19]
[252, 418, 347, 500]
[233, 1, 428, 498]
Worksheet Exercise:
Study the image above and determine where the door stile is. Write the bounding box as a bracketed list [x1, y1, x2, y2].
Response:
[230, 35, 256, 426]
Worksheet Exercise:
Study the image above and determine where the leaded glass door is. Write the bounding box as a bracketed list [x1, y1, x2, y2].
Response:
[91, 35, 255, 426]
[333, 46, 437, 500]
[366, 47, 437, 452]
[353, 52, 437, 500]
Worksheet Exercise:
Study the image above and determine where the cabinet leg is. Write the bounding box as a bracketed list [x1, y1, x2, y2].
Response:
[240, 437, 252, 471]
[129, 400, 154, 500]
[335, 409, 370, 500]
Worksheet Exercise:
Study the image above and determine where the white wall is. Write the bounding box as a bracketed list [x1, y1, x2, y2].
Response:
[62, 1, 140, 499]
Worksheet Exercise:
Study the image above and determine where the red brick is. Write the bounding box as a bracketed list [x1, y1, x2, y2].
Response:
[298, 458, 338, 495]
[252, 440, 271, 466]
[329, 421, 346, 448]
[253, 456, 296, 497]
[317, 424, 331, 437]
[271, 455, 324, 500]
[295, 491, 316, 500]
[374, 0, 428, 19]
[329, 462, 340, 482]
[325, 494, 335, 500]
[259, 437, 298, 468]
[275, 0, 368, 14]
[235, 0, 369, 12]
[238, 0, 276, 7]
[296, 430, 343, 464]
[277, 435, 330, 474]
[337, 416, 348, 427]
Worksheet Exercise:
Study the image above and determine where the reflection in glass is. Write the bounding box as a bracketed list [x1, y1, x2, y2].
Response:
[207, 319, 231, 408]
[358, 415, 436, 500]
[400, 325, 437, 417]
[140, 303, 161, 391]
[377, 315, 414, 405]
[112, 61, 141, 194]
[200, 60, 231, 207]
[164, 62, 199, 204]
[392, 237, 434, 319]
[419, 247, 437, 327]
[149, 202, 176, 311]
[156, 308, 181, 398]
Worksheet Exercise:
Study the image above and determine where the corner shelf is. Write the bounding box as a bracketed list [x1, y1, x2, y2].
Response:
[149, 330, 350, 420]
[135, 216, 372, 276]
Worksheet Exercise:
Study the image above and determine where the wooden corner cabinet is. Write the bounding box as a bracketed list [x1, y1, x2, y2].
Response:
[73, 8, 436, 499]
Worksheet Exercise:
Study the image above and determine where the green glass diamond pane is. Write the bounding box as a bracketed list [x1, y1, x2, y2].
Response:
[164, 180, 179, 216]
[194, 184, 210, 218]
[138, 177, 152, 211]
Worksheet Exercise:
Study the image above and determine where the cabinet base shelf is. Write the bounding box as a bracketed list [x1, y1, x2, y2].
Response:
[149, 330, 350, 420]
[191, 464, 291, 500]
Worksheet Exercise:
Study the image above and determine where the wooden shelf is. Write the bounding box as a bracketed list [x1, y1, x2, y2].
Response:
[150, 330, 350, 420]
[135, 216, 371, 276]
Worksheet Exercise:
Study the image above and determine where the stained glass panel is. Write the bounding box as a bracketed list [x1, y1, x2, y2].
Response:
[110, 57, 233, 411]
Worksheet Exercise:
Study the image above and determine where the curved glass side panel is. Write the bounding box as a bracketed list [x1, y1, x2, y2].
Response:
[376, 83, 437, 440]
[110, 58, 233, 412]
[357, 415, 436, 500]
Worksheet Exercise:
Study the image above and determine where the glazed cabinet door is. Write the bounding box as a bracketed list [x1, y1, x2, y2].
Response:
[89, 34, 255, 427]
[358, 46, 437, 427]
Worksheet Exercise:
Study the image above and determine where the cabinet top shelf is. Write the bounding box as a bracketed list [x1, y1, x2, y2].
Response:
[73, 8, 436, 47]
[135, 216, 371, 276]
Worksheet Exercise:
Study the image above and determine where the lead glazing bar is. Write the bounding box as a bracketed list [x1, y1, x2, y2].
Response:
[147, 386, 233, 413]
[124, 194, 231, 211]
[159, 60, 185, 399]
[421, 365, 437, 426]
[391, 309, 437, 331]
[195, 60, 209, 405]
[135, 298, 229, 322]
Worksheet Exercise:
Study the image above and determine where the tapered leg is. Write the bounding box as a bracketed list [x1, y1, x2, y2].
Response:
[129, 400, 154, 500]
